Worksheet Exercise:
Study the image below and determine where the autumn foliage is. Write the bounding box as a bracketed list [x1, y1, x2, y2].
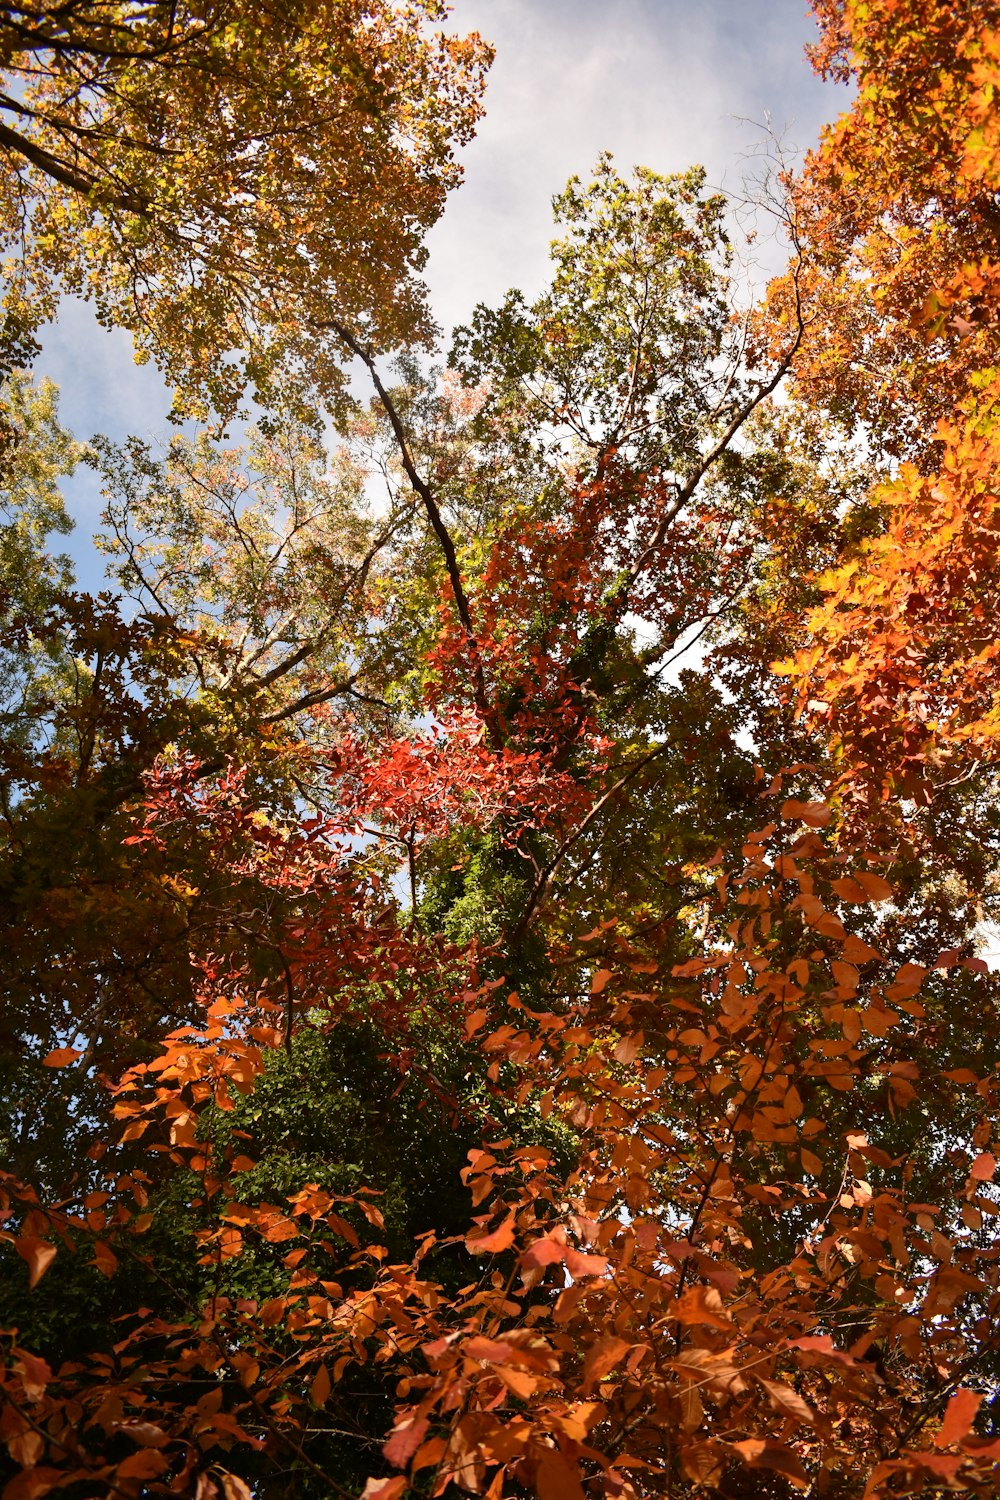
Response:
[1, 2, 1000, 1498]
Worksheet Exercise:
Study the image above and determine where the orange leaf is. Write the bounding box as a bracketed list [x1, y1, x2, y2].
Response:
[361, 1481, 408, 1500]
[465, 1211, 517, 1255]
[583, 1335, 631, 1391]
[855, 871, 893, 902]
[7, 1432, 43, 1468]
[841, 936, 882, 964]
[970, 1152, 996, 1181]
[760, 1378, 814, 1425]
[497, 1366, 546, 1400]
[15, 1238, 56, 1289]
[41, 1048, 82, 1068]
[220, 1478, 253, 1500]
[311, 1364, 331, 1406]
[93, 1241, 117, 1277]
[465, 1335, 516, 1363]
[117, 1451, 168, 1481]
[535, 1448, 586, 1500]
[2, 1466, 64, 1500]
[563, 1246, 608, 1279]
[935, 1388, 982, 1447]
[884, 962, 926, 1001]
[831, 876, 869, 903]
[730, 1440, 808, 1489]
[674, 1286, 732, 1329]
[781, 799, 831, 828]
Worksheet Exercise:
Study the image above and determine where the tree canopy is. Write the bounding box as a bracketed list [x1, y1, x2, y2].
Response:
[1, 2, 1000, 1498]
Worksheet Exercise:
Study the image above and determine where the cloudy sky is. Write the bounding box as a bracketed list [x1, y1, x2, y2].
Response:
[425, 0, 845, 330]
[38, 0, 847, 578]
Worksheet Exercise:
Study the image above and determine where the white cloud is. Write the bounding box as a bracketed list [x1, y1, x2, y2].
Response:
[423, 0, 848, 336]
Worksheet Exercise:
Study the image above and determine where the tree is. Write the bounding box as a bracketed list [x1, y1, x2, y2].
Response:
[3, 3, 1000, 1498]
[0, 0, 490, 418]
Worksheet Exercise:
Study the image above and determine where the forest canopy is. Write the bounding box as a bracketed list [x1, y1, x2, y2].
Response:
[1, 2, 1000, 1498]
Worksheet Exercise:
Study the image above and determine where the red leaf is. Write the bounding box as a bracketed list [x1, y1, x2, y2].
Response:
[383, 1415, 429, 1469]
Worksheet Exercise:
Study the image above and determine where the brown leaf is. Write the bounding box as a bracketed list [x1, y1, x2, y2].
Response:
[678, 1442, 724, 1486]
[613, 1031, 643, 1064]
[15, 1352, 51, 1403]
[119, 1423, 167, 1448]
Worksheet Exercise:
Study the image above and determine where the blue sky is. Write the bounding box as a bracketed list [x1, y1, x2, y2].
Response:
[37, 0, 847, 585]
